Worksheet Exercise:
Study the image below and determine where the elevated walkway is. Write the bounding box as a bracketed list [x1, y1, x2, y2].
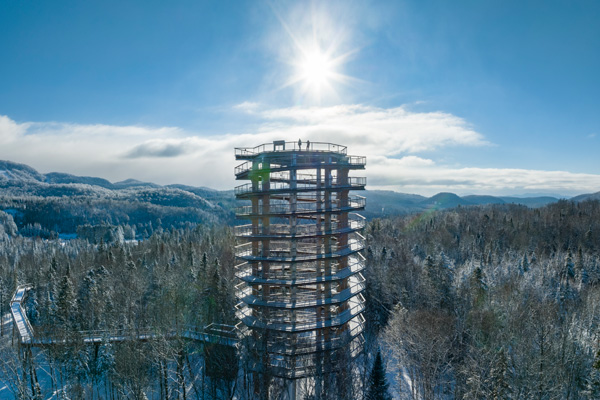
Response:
[9, 285, 238, 348]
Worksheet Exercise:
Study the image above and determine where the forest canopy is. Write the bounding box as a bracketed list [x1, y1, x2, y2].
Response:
[0, 199, 599, 398]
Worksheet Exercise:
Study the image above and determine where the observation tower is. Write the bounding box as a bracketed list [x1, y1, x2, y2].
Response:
[234, 140, 367, 388]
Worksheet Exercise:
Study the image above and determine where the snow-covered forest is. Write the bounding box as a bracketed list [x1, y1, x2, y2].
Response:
[1, 199, 600, 399]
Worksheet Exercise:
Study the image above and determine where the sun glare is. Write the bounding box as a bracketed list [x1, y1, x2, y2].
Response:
[287, 44, 354, 103]
[276, 5, 358, 103]
[300, 49, 334, 90]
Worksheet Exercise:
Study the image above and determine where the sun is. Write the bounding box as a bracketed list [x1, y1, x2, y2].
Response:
[275, 4, 358, 103]
[286, 44, 354, 103]
[281, 37, 355, 103]
[299, 48, 334, 94]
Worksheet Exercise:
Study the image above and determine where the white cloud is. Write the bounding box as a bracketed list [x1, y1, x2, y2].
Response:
[252, 104, 488, 155]
[0, 115, 29, 144]
[366, 156, 600, 196]
[233, 101, 261, 113]
[0, 107, 598, 197]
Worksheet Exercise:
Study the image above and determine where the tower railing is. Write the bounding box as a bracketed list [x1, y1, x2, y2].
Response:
[234, 177, 366, 196]
[234, 155, 366, 176]
[234, 213, 366, 238]
[236, 255, 366, 285]
[235, 141, 347, 158]
[235, 195, 366, 217]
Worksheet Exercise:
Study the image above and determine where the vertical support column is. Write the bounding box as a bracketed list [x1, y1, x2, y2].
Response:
[290, 157, 298, 346]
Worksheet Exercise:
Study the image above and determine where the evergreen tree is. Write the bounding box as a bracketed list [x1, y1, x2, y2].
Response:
[584, 348, 600, 399]
[470, 264, 487, 307]
[367, 350, 392, 400]
[521, 253, 529, 273]
[489, 348, 511, 400]
[56, 269, 77, 331]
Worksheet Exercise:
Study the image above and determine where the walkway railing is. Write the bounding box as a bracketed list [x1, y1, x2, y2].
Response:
[235, 235, 365, 262]
[236, 295, 365, 333]
[10, 285, 35, 344]
[234, 213, 366, 238]
[237, 273, 366, 309]
[234, 177, 366, 196]
[234, 155, 366, 176]
[235, 141, 347, 158]
[236, 254, 366, 285]
[9, 286, 238, 347]
[235, 195, 366, 217]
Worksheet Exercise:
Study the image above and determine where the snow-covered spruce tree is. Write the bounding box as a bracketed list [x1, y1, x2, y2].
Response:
[56, 267, 77, 333]
[584, 348, 600, 399]
[366, 350, 392, 400]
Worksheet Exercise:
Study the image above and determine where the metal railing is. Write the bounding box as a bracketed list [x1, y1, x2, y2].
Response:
[9, 286, 239, 347]
[235, 235, 365, 261]
[237, 273, 366, 309]
[236, 295, 366, 332]
[236, 255, 366, 285]
[234, 177, 366, 196]
[234, 214, 366, 238]
[235, 141, 347, 158]
[246, 316, 365, 357]
[234, 155, 366, 176]
[235, 195, 366, 216]
[10, 285, 35, 344]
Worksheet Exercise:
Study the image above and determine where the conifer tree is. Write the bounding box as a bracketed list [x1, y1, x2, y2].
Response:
[56, 268, 77, 330]
[585, 348, 600, 399]
[489, 347, 511, 400]
[367, 350, 392, 400]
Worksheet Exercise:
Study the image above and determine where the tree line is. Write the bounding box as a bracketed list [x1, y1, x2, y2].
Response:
[0, 199, 599, 398]
[365, 199, 600, 399]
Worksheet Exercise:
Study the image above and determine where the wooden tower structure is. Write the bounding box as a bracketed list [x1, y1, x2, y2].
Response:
[234, 140, 367, 396]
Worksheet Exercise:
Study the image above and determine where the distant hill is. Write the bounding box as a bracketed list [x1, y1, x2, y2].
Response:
[500, 196, 560, 208]
[362, 190, 561, 219]
[571, 191, 600, 202]
[1, 159, 593, 238]
[0, 160, 45, 182]
[462, 195, 507, 205]
[112, 178, 162, 189]
[362, 190, 426, 218]
[0, 160, 235, 239]
[422, 192, 471, 208]
[45, 172, 114, 188]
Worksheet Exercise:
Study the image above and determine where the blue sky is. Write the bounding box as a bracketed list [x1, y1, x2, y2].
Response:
[0, 0, 599, 196]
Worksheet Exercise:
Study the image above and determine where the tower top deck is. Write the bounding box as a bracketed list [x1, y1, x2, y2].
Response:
[235, 140, 347, 160]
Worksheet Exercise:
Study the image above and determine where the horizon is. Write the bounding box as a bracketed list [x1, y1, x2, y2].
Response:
[1, 1, 599, 197]
[0, 156, 585, 200]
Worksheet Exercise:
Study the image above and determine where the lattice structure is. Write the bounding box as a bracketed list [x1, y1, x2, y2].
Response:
[234, 141, 366, 380]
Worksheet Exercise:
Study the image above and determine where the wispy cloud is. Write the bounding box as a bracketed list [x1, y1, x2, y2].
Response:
[367, 156, 600, 196]
[233, 101, 261, 113]
[0, 107, 598, 196]
[125, 139, 200, 159]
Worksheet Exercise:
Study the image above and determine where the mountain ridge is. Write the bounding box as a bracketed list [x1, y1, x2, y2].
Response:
[1, 160, 598, 223]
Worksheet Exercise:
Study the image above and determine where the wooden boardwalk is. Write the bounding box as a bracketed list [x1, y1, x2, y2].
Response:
[10, 285, 238, 348]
